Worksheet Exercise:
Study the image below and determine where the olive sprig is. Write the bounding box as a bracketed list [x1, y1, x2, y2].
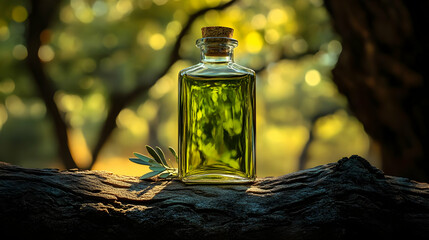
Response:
[129, 145, 178, 180]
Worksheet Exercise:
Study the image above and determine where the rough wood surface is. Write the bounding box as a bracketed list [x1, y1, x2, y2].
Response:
[1, 156, 428, 239]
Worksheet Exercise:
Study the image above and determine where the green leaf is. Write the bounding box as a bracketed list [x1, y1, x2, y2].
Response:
[155, 146, 169, 167]
[168, 146, 178, 162]
[133, 152, 157, 165]
[139, 171, 162, 180]
[158, 172, 172, 178]
[146, 145, 163, 165]
[130, 147, 179, 181]
[149, 165, 166, 171]
[129, 157, 152, 166]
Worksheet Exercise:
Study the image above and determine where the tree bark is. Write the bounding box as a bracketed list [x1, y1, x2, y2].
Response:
[1, 156, 428, 240]
[26, 0, 77, 169]
[324, 0, 429, 181]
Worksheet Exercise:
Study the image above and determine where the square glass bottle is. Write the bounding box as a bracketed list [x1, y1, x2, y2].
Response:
[178, 26, 256, 184]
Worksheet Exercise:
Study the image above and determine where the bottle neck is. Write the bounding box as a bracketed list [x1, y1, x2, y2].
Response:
[201, 48, 234, 63]
[196, 37, 238, 64]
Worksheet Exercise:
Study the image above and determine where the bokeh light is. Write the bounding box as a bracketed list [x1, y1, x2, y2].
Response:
[12, 6, 28, 23]
[38, 45, 55, 62]
[305, 69, 321, 86]
[12, 44, 28, 60]
[149, 33, 167, 50]
[0, 0, 376, 177]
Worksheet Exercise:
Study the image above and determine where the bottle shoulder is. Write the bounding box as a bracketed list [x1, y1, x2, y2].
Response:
[230, 63, 255, 75]
[179, 63, 204, 76]
[180, 62, 255, 78]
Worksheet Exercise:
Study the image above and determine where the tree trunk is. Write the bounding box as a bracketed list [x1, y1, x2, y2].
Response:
[324, 0, 429, 181]
[1, 156, 428, 240]
[26, 0, 77, 170]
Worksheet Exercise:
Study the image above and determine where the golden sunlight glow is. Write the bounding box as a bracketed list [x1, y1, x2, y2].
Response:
[225, 6, 243, 22]
[92, 156, 150, 176]
[149, 75, 173, 99]
[264, 29, 280, 44]
[5, 95, 26, 117]
[158, 114, 178, 148]
[245, 31, 263, 54]
[310, 0, 324, 7]
[205, 0, 222, 7]
[0, 20, 10, 41]
[166, 21, 182, 37]
[190, 0, 204, 10]
[137, 29, 147, 46]
[92, 0, 109, 17]
[68, 128, 92, 169]
[149, 33, 166, 50]
[138, 0, 152, 9]
[116, 0, 133, 14]
[38, 45, 55, 62]
[0, 104, 8, 130]
[305, 69, 321, 86]
[11, 6, 28, 23]
[268, 8, 288, 25]
[173, 9, 186, 22]
[204, 10, 220, 25]
[251, 14, 267, 29]
[78, 9, 94, 23]
[117, 108, 149, 137]
[306, 112, 371, 169]
[260, 125, 308, 173]
[314, 111, 345, 139]
[58, 32, 81, 58]
[70, 0, 96, 23]
[328, 40, 342, 54]
[0, 0, 377, 180]
[53, 92, 84, 127]
[55, 92, 83, 112]
[140, 181, 170, 198]
[29, 100, 46, 118]
[266, 72, 294, 101]
[86, 92, 105, 115]
[292, 39, 308, 53]
[137, 100, 159, 122]
[153, 0, 168, 6]
[12, 44, 28, 60]
[69, 114, 84, 128]
[0, 79, 15, 94]
[60, 6, 75, 23]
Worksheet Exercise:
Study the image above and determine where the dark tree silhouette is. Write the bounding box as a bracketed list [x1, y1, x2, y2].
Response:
[25, 0, 74, 168]
[324, 0, 429, 181]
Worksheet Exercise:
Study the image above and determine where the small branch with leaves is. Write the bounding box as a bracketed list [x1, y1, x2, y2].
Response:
[129, 145, 178, 180]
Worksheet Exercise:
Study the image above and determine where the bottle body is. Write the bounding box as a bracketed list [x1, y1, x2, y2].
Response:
[178, 62, 256, 184]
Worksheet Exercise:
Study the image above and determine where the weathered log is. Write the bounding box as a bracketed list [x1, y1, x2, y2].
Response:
[1, 156, 428, 239]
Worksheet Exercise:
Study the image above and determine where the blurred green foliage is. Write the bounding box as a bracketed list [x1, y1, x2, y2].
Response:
[0, 0, 376, 176]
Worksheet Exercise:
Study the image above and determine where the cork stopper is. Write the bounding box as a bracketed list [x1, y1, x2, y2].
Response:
[200, 26, 235, 57]
[201, 26, 234, 38]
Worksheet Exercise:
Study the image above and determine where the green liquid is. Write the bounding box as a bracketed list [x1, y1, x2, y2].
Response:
[179, 73, 255, 184]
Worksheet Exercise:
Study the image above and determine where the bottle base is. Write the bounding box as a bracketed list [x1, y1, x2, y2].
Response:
[181, 173, 255, 184]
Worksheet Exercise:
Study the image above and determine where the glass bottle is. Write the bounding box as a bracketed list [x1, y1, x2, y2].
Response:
[178, 26, 256, 184]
